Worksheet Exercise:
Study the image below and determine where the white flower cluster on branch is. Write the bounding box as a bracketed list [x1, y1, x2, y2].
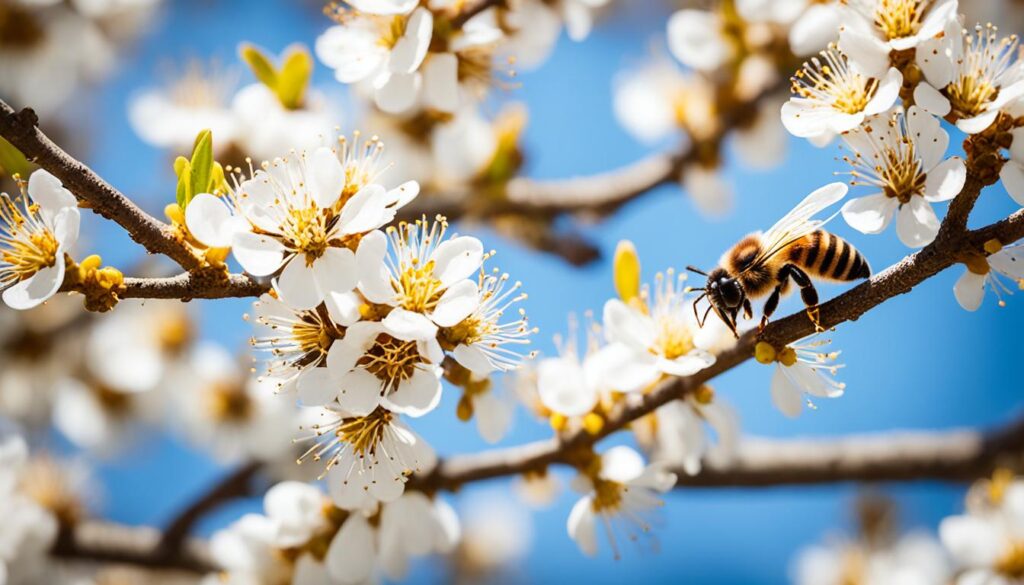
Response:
[4, 0, 1024, 582]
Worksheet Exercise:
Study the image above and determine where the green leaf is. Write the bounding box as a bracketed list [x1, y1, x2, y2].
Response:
[276, 46, 313, 110]
[0, 137, 32, 178]
[175, 159, 192, 209]
[211, 162, 226, 194]
[240, 44, 279, 92]
[188, 129, 214, 205]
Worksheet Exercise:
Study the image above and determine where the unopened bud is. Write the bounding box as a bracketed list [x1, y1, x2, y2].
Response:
[79, 254, 102, 272]
[456, 395, 473, 422]
[694, 385, 715, 405]
[778, 346, 798, 367]
[582, 413, 604, 435]
[754, 341, 777, 364]
[165, 203, 185, 225]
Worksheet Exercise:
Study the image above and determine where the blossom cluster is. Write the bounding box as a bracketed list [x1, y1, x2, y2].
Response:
[181, 135, 532, 510]
[0, 0, 161, 117]
[791, 471, 1024, 585]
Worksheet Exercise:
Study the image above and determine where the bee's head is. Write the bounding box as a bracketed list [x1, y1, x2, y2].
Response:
[706, 267, 743, 309]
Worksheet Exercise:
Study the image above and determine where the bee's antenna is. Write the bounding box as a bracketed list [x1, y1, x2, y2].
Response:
[686, 265, 709, 277]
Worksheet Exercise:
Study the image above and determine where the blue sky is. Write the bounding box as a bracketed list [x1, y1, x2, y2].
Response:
[52, 0, 1024, 582]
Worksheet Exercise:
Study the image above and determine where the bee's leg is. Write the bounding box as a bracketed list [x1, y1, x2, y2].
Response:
[742, 298, 754, 320]
[787, 265, 823, 331]
[760, 266, 792, 330]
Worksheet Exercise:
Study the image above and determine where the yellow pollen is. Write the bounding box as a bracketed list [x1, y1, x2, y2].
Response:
[283, 204, 331, 264]
[206, 382, 253, 423]
[337, 408, 393, 456]
[654, 317, 694, 360]
[997, 541, 1024, 579]
[157, 315, 193, 355]
[755, 341, 777, 364]
[0, 194, 59, 281]
[399, 260, 444, 313]
[591, 479, 625, 513]
[360, 333, 426, 390]
[871, 0, 928, 41]
[792, 48, 878, 115]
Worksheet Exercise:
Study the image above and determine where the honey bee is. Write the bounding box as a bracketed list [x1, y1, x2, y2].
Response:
[689, 182, 870, 336]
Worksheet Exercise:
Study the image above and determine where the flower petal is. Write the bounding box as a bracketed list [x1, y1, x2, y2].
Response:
[312, 247, 357, 296]
[913, 83, 951, 117]
[953, 269, 986, 312]
[1001, 161, 1024, 206]
[315, 25, 386, 83]
[667, 9, 730, 71]
[338, 184, 391, 235]
[355, 230, 395, 304]
[375, 71, 420, 114]
[2, 259, 64, 310]
[431, 279, 479, 327]
[336, 368, 384, 416]
[841, 193, 898, 234]
[28, 169, 76, 213]
[296, 366, 338, 406]
[453, 343, 494, 376]
[185, 193, 237, 248]
[383, 308, 439, 341]
[380, 367, 442, 417]
[232, 231, 286, 277]
[308, 146, 344, 209]
[770, 366, 803, 418]
[421, 52, 459, 114]
[923, 157, 966, 202]
[896, 197, 940, 248]
[567, 497, 598, 557]
[326, 515, 376, 584]
[276, 257, 322, 310]
[432, 236, 484, 286]
[602, 298, 656, 351]
[388, 7, 433, 74]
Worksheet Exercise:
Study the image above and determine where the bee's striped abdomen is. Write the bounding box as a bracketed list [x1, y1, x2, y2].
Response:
[789, 230, 871, 282]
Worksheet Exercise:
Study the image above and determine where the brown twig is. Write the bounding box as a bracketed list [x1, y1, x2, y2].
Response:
[409, 206, 1024, 492]
[0, 100, 201, 271]
[157, 462, 262, 555]
[52, 521, 213, 573]
[674, 416, 1024, 487]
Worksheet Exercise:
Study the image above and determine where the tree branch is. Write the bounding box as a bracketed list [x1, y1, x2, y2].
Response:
[674, 416, 1024, 487]
[410, 205, 1024, 492]
[52, 521, 212, 574]
[49, 415, 1024, 574]
[0, 100, 201, 271]
[157, 462, 262, 554]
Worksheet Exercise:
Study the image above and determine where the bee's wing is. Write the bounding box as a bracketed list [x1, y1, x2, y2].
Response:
[744, 182, 848, 273]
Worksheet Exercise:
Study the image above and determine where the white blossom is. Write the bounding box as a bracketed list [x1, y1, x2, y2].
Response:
[232, 83, 341, 162]
[129, 62, 239, 153]
[597, 270, 717, 393]
[940, 477, 1024, 585]
[0, 433, 59, 584]
[298, 406, 436, 508]
[914, 23, 1024, 134]
[840, 106, 966, 247]
[315, 6, 434, 113]
[172, 343, 298, 463]
[953, 243, 1024, 311]
[0, 170, 80, 310]
[185, 140, 418, 310]
[567, 446, 676, 558]
[782, 45, 902, 140]
[794, 532, 951, 585]
[764, 337, 846, 418]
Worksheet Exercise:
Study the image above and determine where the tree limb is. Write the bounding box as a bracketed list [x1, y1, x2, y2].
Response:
[409, 205, 1024, 491]
[0, 100, 202, 271]
[52, 521, 213, 573]
[156, 462, 262, 555]
[674, 416, 1024, 487]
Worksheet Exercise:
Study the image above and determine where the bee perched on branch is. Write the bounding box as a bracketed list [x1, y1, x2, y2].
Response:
[690, 183, 871, 336]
